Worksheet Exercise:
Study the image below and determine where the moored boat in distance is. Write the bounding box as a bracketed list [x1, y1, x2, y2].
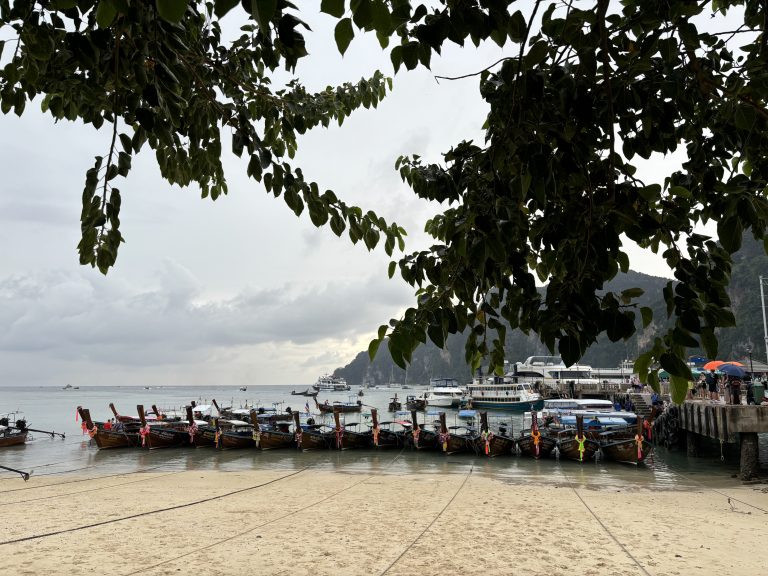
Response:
[512, 355, 601, 395]
[425, 378, 466, 408]
[313, 374, 350, 391]
[467, 375, 543, 411]
[314, 396, 362, 414]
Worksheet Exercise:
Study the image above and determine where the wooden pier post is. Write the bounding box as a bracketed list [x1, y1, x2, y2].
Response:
[739, 433, 759, 480]
[686, 431, 700, 457]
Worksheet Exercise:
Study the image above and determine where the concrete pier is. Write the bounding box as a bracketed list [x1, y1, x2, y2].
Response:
[679, 401, 768, 479]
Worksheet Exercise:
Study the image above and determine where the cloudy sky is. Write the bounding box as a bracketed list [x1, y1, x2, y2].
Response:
[0, 5, 678, 387]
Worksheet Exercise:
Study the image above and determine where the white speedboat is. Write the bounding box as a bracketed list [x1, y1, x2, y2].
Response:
[425, 378, 466, 408]
[522, 398, 637, 430]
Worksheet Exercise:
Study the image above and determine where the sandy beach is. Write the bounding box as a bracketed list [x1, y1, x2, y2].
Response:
[1, 466, 766, 576]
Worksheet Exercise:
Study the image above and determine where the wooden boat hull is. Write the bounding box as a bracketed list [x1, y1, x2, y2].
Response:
[405, 400, 426, 411]
[557, 436, 600, 462]
[92, 429, 139, 449]
[333, 430, 370, 450]
[318, 404, 361, 414]
[296, 429, 331, 450]
[146, 427, 190, 449]
[439, 434, 475, 455]
[192, 426, 218, 447]
[255, 430, 295, 450]
[411, 428, 439, 450]
[370, 429, 402, 449]
[476, 433, 516, 457]
[517, 434, 557, 458]
[220, 431, 255, 449]
[0, 430, 28, 447]
[601, 438, 653, 465]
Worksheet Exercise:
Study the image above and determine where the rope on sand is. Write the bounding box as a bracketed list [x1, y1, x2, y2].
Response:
[560, 466, 652, 576]
[123, 448, 408, 575]
[0, 464, 171, 494]
[660, 464, 768, 515]
[0, 467, 308, 546]
[0, 471, 183, 507]
[379, 466, 474, 576]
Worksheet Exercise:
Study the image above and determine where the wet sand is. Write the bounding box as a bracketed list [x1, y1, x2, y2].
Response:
[1, 468, 767, 575]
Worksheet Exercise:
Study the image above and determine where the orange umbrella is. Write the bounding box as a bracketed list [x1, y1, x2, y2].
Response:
[703, 360, 725, 370]
[722, 361, 744, 367]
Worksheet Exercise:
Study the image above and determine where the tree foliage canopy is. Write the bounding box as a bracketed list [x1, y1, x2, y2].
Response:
[3, 0, 768, 402]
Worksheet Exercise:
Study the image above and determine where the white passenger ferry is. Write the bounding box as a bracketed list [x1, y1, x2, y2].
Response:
[467, 375, 543, 411]
[312, 374, 351, 392]
[512, 355, 601, 393]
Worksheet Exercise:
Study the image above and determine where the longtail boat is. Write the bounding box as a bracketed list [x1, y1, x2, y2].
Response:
[600, 417, 653, 465]
[405, 395, 426, 411]
[332, 409, 370, 450]
[219, 421, 256, 449]
[388, 394, 402, 411]
[315, 396, 362, 414]
[437, 412, 476, 455]
[409, 409, 438, 450]
[78, 407, 139, 449]
[517, 411, 557, 458]
[292, 411, 332, 450]
[369, 408, 401, 449]
[109, 402, 148, 424]
[556, 415, 600, 462]
[0, 413, 28, 447]
[249, 409, 295, 449]
[137, 405, 190, 449]
[475, 412, 516, 457]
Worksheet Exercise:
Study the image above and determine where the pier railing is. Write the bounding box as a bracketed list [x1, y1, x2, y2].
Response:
[548, 380, 671, 397]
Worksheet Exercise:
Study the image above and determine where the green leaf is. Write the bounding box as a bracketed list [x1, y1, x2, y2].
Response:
[640, 307, 653, 328]
[252, 0, 278, 36]
[334, 18, 354, 55]
[368, 337, 381, 360]
[51, 0, 78, 8]
[156, 0, 188, 23]
[659, 352, 692, 380]
[321, 0, 345, 18]
[388, 260, 396, 278]
[524, 40, 549, 68]
[717, 217, 742, 253]
[214, 0, 240, 17]
[669, 375, 689, 404]
[620, 287, 644, 302]
[95, 0, 118, 28]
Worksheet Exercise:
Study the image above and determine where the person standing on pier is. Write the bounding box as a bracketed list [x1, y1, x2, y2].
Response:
[706, 370, 719, 402]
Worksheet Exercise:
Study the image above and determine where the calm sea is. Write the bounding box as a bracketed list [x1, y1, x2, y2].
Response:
[1, 384, 765, 489]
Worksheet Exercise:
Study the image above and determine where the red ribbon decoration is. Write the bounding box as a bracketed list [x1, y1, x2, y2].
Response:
[139, 424, 150, 447]
[335, 426, 344, 449]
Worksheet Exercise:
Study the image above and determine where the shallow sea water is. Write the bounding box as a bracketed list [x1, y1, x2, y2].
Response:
[1, 385, 766, 490]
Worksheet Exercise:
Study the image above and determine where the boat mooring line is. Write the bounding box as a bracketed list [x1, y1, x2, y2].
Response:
[660, 464, 768, 515]
[122, 449, 408, 575]
[0, 470, 184, 507]
[0, 464, 171, 494]
[0, 467, 308, 546]
[379, 466, 474, 576]
[560, 468, 652, 576]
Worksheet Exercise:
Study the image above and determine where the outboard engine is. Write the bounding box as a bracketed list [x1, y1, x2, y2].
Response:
[0, 417, 8, 427]
[15, 419, 27, 430]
